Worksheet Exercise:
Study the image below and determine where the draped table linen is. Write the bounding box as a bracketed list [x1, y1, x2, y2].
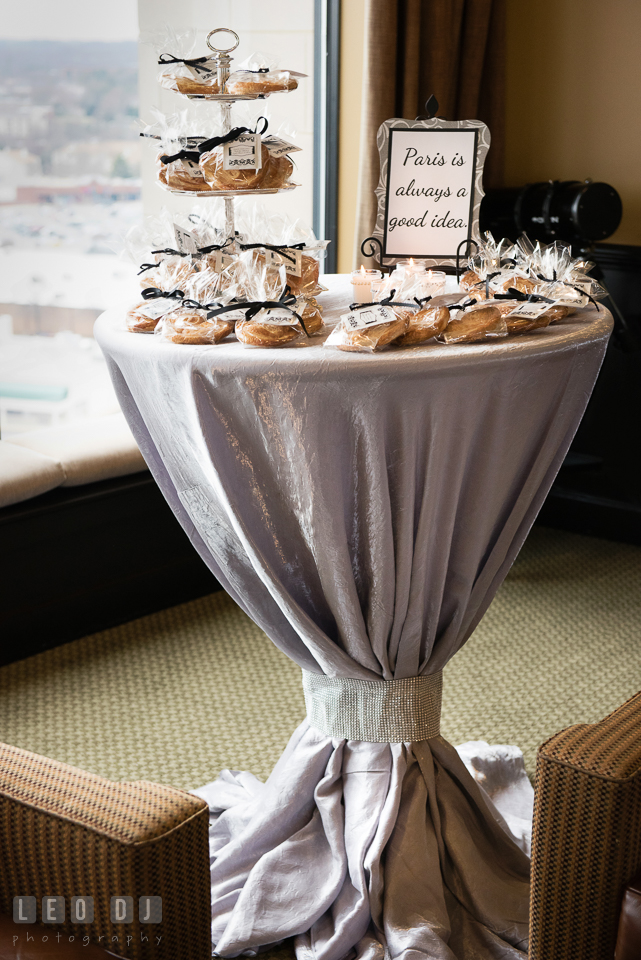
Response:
[95, 276, 612, 960]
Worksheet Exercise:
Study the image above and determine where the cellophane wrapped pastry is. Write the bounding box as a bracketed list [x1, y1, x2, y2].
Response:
[438, 301, 508, 344]
[156, 269, 237, 345]
[326, 305, 408, 353]
[325, 272, 411, 353]
[127, 259, 193, 334]
[199, 127, 295, 192]
[298, 297, 324, 336]
[124, 207, 238, 307]
[393, 301, 450, 346]
[517, 235, 606, 307]
[376, 272, 449, 347]
[142, 109, 218, 193]
[461, 232, 536, 299]
[149, 28, 220, 97]
[233, 202, 328, 297]
[233, 251, 305, 347]
[138, 254, 194, 293]
[224, 52, 302, 96]
[503, 304, 569, 335]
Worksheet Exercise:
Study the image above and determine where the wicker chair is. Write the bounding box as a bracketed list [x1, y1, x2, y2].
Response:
[3, 693, 640, 960]
[0, 743, 212, 960]
[529, 690, 641, 960]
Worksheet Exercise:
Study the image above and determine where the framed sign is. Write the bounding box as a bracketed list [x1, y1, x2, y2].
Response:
[369, 117, 490, 269]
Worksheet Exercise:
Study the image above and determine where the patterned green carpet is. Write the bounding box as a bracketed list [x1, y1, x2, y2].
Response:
[1, 527, 640, 786]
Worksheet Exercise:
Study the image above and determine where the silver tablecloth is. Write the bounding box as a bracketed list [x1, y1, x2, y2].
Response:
[95, 276, 612, 960]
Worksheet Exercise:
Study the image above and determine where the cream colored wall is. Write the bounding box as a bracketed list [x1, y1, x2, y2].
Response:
[337, 0, 365, 273]
[338, 0, 641, 268]
[505, 0, 641, 245]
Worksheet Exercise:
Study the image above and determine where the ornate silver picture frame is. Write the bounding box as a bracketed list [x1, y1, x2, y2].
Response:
[366, 117, 491, 270]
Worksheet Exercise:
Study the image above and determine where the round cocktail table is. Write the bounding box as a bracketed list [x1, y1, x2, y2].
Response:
[96, 276, 612, 960]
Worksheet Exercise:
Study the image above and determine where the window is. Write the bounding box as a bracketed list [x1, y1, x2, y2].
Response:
[0, 1, 140, 437]
[0, 1, 332, 439]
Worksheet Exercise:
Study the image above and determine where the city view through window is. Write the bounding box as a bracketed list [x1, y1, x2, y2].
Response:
[0, 1, 140, 436]
[0, 1, 316, 440]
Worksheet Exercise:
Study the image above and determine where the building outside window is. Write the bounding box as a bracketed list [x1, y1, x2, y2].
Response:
[0, 1, 316, 438]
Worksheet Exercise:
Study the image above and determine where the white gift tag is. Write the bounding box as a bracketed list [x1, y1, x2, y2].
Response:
[552, 292, 589, 308]
[265, 248, 303, 277]
[174, 225, 198, 253]
[184, 61, 216, 81]
[139, 298, 175, 320]
[252, 307, 297, 326]
[223, 133, 262, 171]
[214, 309, 245, 324]
[263, 136, 302, 158]
[170, 157, 200, 175]
[212, 252, 236, 273]
[341, 304, 396, 330]
[505, 301, 551, 320]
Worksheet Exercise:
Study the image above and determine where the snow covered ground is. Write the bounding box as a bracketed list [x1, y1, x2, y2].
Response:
[0, 200, 142, 255]
[0, 201, 142, 434]
[0, 321, 122, 436]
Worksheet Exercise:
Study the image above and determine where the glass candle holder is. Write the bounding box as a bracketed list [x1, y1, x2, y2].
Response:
[351, 268, 381, 303]
[415, 270, 447, 299]
[394, 259, 427, 274]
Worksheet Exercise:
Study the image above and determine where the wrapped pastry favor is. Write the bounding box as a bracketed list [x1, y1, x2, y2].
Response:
[141, 109, 219, 193]
[224, 52, 306, 97]
[232, 251, 308, 347]
[438, 302, 507, 344]
[158, 55, 220, 96]
[393, 302, 450, 346]
[126, 288, 185, 334]
[326, 302, 409, 353]
[159, 305, 235, 344]
[155, 267, 238, 345]
[198, 121, 296, 192]
[151, 28, 220, 96]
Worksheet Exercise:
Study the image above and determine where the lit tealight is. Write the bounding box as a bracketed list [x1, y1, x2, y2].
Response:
[351, 266, 382, 303]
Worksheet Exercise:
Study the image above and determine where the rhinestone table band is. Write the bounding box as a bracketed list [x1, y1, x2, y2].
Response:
[302, 671, 442, 743]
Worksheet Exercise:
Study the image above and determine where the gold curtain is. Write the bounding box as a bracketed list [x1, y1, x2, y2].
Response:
[353, 0, 506, 267]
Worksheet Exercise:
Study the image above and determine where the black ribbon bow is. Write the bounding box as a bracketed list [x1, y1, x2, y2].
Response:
[197, 117, 269, 155]
[151, 247, 191, 257]
[486, 271, 502, 299]
[493, 289, 556, 304]
[197, 238, 234, 254]
[447, 298, 478, 313]
[347, 290, 418, 312]
[207, 288, 308, 337]
[159, 148, 201, 165]
[158, 53, 214, 76]
[237, 241, 305, 265]
[141, 288, 185, 302]
[536, 272, 598, 308]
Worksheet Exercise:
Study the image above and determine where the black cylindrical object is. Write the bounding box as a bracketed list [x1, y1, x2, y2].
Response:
[480, 180, 622, 244]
